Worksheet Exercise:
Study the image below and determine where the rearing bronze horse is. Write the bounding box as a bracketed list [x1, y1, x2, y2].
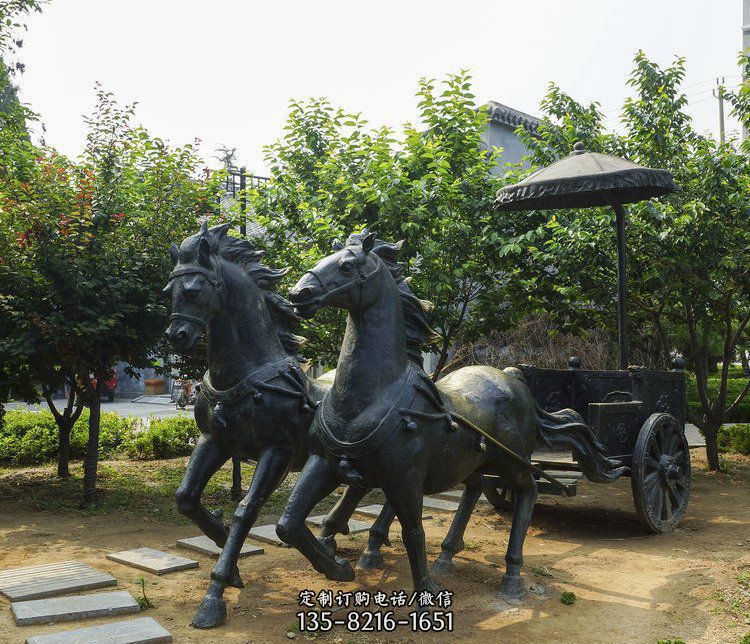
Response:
[278, 231, 625, 598]
[164, 222, 389, 628]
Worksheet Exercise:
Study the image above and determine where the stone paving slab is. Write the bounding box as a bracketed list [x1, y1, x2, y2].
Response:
[422, 496, 460, 512]
[305, 515, 371, 534]
[12, 590, 140, 626]
[434, 489, 491, 504]
[247, 523, 289, 547]
[0, 561, 117, 602]
[105, 548, 198, 575]
[176, 535, 264, 559]
[25, 616, 172, 644]
[353, 504, 433, 520]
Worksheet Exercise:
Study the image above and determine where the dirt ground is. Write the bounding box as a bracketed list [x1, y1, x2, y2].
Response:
[0, 451, 748, 644]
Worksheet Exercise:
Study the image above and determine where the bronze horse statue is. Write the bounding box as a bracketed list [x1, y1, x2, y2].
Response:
[164, 222, 393, 628]
[278, 231, 626, 598]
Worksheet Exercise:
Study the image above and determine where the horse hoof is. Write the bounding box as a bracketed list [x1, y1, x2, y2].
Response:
[431, 556, 455, 576]
[191, 595, 227, 629]
[356, 551, 384, 570]
[499, 574, 525, 599]
[327, 557, 355, 582]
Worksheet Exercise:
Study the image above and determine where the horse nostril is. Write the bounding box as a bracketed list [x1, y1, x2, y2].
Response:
[298, 287, 312, 299]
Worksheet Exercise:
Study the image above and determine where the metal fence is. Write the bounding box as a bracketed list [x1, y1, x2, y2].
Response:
[219, 166, 269, 237]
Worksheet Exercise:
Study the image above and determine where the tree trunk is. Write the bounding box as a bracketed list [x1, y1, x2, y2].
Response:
[57, 421, 72, 478]
[82, 393, 101, 507]
[742, 347, 750, 376]
[703, 421, 721, 472]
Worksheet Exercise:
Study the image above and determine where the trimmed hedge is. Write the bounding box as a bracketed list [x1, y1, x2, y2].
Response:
[123, 416, 200, 460]
[719, 424, 750, 455]
[686, 368, 750, 424]
[0, 410, 200, 464]
[0, 409, 135, 464]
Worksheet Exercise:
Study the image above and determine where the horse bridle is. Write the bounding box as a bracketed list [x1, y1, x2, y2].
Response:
[167, 262, 224, 329]
[299, 248, 381, 309]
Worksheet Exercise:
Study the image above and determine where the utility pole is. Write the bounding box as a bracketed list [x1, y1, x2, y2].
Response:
[743, 0, 750, 139]
[714, 78, 726, 144]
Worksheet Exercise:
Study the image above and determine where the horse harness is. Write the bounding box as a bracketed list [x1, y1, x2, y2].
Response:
[315, 361, 572, 495]
[201, 356, 317, 425]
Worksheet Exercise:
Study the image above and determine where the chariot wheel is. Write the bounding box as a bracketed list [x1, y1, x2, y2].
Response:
[631, 413, 691, 533]
[482, 476, 515, 511]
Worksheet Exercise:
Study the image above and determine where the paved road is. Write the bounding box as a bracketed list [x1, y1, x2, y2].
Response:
[6, 396, 191, 420]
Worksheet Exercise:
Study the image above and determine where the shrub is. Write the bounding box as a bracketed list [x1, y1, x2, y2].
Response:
[719, 423, 750, 456]
[718, 424, 750, 455]
[123, 416, 199, 460]
[560, 591, 576, 605]
[0, 409, 135, 464]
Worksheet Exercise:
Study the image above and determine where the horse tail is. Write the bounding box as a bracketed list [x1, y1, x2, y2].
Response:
[534, 403, 628, 482]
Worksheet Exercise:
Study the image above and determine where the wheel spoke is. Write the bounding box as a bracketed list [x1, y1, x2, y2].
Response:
[645, 454, 660, 471]
[651, 483, 664, 519]
[644, 470, 660, 490]
[648, 437, 662, 459]
[667, 484, 683, 510]
[662, 488, 672, 521]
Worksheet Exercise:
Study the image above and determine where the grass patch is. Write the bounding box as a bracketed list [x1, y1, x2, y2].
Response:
[0, 457, 385, 524]
[560, 591, 576, 605]
[713, 566, 750, 625]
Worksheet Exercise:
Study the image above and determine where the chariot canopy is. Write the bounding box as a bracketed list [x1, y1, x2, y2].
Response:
[494, 142, 676, 370]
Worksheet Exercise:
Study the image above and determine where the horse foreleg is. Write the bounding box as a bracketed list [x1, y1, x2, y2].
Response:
[276, 455, 355, 582]
[230, 456, 244, 501]
[499, 473, 537, 599]
[175, 434, 230, 546]
[319, 484, 369, 538]
[383, 483, 437, 595]
[192, 445, 292, 630]
[357, 501, 396, 570]
[432, 473, 482, 576]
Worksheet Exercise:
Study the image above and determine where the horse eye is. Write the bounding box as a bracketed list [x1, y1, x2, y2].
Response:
[340, 261, 354, 275]
[184, 286, 200, 299]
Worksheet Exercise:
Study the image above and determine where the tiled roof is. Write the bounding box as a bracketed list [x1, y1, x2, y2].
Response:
[487, 101, 541, 133]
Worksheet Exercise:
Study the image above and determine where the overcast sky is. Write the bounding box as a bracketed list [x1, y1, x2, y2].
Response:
[15, 0, 746, 173]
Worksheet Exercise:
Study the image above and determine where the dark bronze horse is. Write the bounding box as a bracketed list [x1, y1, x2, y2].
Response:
[278, 231, 626, 598]
[164, 222, 387, 628]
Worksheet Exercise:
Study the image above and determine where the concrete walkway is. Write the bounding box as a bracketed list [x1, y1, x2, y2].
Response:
[5, 396, 190, 420]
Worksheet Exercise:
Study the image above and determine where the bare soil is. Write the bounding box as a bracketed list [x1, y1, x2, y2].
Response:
[0, 451, 748, 644]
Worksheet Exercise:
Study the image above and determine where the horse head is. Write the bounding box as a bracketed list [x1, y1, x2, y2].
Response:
[289, 229, 401, 318]
[163, 220, 228, 351]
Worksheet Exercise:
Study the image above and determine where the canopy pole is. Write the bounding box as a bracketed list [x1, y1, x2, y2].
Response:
[613, 202, 628, 370]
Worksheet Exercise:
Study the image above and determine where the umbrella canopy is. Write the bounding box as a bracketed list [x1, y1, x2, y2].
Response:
[494, 142, 675, 210]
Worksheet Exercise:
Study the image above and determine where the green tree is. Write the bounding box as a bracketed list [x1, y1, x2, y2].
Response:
[251, 72, 507, 377]
[512, 52, 750, 470]
[0, 85, 221, 500]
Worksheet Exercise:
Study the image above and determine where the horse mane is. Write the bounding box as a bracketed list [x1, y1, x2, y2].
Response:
[346, 230, 438, 364]
[179, 222, 306, 358]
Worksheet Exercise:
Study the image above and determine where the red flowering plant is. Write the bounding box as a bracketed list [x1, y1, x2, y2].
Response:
[0, 82, 222, 502]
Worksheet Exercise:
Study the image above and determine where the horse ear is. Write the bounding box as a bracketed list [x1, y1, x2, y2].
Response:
[199, 218, 209, 234]
[332, 239, 344, 251]
[198, 237, 212, 268]
[211, 223, 232, 237]
[169, 243, 179, 265]
[361, 231, 376, 254]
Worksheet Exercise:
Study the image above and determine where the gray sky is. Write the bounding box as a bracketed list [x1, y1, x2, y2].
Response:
[17, 0, 745, 173]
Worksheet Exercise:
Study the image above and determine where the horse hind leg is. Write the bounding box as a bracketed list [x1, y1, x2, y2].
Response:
[499, 471, 537, 599]
[319, 484, 369, 539]
[174, 434, 230, 547]
[383, 483, 437, 595]
[230, 456, 244, 501]
[192, 445, 292, 630]
[432, 473, 482, 576]
[357, 501, 396, 570]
